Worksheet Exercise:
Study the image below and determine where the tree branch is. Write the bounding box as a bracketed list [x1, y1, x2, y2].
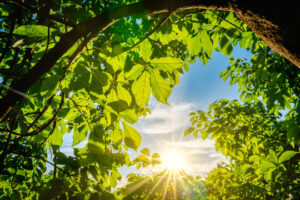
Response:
[2, 0, 297, 123]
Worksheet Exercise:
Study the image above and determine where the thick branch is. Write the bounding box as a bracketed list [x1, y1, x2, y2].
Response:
[0, 0, 299, 122]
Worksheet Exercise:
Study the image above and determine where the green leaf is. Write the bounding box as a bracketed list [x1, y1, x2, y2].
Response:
[260, 161, 276, 174]
[89, 125, 104, 143]
[40, 75, 60, 97]
[267, 149, 278, 164]
[120, 109, 138, 124]
[193, 129, 199, 137]
[106, 54, 127, 71]
[152, 153, 160, 159]
[91, 69, 109, 86]
[13, 25, 57, 38]
[72, 124, 88, 147]
[150, 69, 171, 104]
[139, 39, 152, 62]
[110, 127, 123, 145]
[187, 33, 202, 56]
[200, 30, 213, 54]
[219, 36, 233, 56]
[226, 28, 242, 39]
[116, 85, 132, 106]
[132, 71, 151, 107]
[49, 126, 63, 148]
[122, 122, 142, 151]
[150, 57, 183, 72]
[126, 64, 145, 80]
[140, 148, 150, 156]
[184, 127, 195, 136]
[278, 151, 298, 164]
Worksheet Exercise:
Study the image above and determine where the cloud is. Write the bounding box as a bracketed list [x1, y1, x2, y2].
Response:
[137, 102, 195, 135]
[164, 138, 215, 148]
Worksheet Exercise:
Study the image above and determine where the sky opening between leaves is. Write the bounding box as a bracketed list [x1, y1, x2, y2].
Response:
[59, 46, 252, 182]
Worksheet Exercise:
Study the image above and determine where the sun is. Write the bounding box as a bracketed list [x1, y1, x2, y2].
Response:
[162, 150, 187, 171]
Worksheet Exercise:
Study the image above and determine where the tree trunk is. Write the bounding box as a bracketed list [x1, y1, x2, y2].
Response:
[0, 0, 299, 121]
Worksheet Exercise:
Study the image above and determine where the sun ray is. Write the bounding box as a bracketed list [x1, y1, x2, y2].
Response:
[177, 171, 191, 199]
[172, 170, 177, 200]
[145, 170, 169, 200]
[162, 173, 172, 200]
[123, 177, 151, 196]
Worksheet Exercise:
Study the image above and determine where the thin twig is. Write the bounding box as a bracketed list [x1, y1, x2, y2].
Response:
[0, 95, 26, 174]
[211, 10, 243, 31]
[42, 18, 51, 58]
[124, 12, 173, 53]
[28, 94, 55, 129]
[172, 10, 205, 24]
[64, 31, 99, 71]
[13, 152, 74, 177]
[40, 120, 57, 146]
[2, 92, 64, 137]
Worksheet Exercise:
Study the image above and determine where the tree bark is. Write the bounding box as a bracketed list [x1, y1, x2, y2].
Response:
[0, 0, 299, 121]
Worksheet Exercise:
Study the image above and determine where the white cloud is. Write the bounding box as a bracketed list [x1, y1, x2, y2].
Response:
[137, 102, 195, 135]
[164, 138, 215, 148]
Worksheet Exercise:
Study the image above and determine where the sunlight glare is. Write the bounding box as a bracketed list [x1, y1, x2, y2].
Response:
[162, 150, 186, 171]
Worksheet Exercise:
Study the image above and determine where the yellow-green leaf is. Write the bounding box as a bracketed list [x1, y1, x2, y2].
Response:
[139, 39, 152, 62]
[150, 57, 183, 72]
[150, 69, 171, 105]
[126, 64, 145, 80]
[200, 30, 213, 54]
[117, 85, 132, 105]
[122, 122, 142, 151]
[140, 148, 150, 156]
[132, 71, 151, 107]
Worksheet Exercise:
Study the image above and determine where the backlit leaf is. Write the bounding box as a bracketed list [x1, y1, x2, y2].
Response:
[132, 71, 151, 107]
[123, 122, 142, 151]
[150, 69, 171, 104]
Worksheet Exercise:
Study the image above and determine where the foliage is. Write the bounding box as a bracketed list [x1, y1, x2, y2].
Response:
[187, 50, 300, 199]
[0, 0, 298, 199]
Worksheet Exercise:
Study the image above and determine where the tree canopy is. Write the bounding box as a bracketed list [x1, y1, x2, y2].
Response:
[0, 0, 299, 199]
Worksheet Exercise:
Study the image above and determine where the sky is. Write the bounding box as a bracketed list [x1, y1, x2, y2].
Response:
[60, 47, 252, 184]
